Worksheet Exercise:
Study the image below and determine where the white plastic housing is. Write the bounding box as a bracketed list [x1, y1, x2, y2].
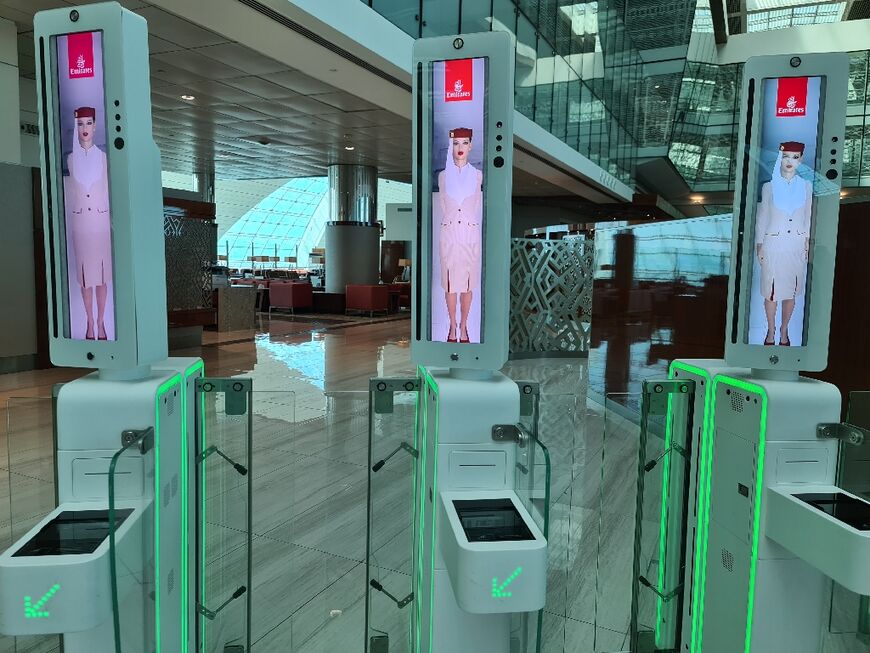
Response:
[34, 2, 167, 370]
[724, 52, 849, 372]
[411, 31, 515, 371]
[767, 484, 870, 595]
[0, 500, 147, 637]
[439, 490, 547, 614]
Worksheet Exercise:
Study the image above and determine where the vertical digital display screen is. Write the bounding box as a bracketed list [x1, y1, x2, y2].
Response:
[52, 31, 116, 341]
[746, 76, 822, 347]
[429, 57, 487, 345]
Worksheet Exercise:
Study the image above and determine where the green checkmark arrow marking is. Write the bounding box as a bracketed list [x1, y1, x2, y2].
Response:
[492, 567, 523, 598]
[24, 584, 60, 619]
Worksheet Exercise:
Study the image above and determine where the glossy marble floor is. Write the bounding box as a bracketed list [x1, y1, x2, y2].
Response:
[0, 314, 865, 652]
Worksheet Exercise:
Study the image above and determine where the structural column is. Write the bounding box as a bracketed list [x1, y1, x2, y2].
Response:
[324, 164, 380, 294]
[0, 17, 21, 164]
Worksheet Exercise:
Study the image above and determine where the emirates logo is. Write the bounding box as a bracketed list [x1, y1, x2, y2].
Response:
[777, 93, 805, 115]
[69, 51, 94, 77]
[446, 77, 471, 100]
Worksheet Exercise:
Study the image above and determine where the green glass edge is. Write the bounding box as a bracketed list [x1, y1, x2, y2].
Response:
[424, 372, 440, 653]
[155, 373, 182, 653]
[668, 361, 712, 653]
[181, 360, 204, 652]
[409, 371, 421, 653]
[199, 376, 207, 652]
[414, 365, 427, 653]
[655, 392, 674, 645]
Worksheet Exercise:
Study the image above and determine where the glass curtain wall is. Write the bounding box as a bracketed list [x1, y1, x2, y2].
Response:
[362, 1, 870, 193]
[361, 0, 642, 186]
[669, 50, 870, 192]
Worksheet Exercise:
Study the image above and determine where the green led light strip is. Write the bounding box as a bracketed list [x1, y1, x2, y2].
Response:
[182, 361, 204, 652]
[668, 361, 712, 653]
[155, 373, 182, 653]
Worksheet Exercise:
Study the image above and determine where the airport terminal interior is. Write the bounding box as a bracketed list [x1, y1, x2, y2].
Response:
[1, 1, 870, 652]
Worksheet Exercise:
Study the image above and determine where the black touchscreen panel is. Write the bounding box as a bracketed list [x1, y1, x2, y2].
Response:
[13, 508, 134, 556]
[795, 492, 870, 531]
[453, 498, 534, 542]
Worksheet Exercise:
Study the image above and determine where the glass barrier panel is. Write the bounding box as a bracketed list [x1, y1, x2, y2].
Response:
[589, 392, 641, 653]
[5, 396, 57, 542]
[824, 390, 870, 652]
[196, 378, 254, 653]
[366, 380, 418, 653]
[512, 382, 550, 653]
[275, 389, 370, 652]
[629, 380, 694, 653]
[108, 428, 155, 653]
[2, 395, 61, 653]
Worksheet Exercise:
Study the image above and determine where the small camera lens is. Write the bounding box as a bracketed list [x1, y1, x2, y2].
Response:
[70, 9, 79, 21]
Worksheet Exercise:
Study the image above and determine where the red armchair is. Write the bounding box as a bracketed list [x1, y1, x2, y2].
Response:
[269, 281, 313, 316]
[389, 282, 411, 310]
[346, 284, 389, 316]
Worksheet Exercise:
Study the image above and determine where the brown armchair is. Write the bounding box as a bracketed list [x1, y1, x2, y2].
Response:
[346, 284, 389, 316]
[269, 281, 313, 316]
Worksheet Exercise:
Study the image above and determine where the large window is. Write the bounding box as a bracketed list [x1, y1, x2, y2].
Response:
[218, 177, 329, 268]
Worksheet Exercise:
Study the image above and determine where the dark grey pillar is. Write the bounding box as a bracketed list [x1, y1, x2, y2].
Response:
[325, 164, 381, 293]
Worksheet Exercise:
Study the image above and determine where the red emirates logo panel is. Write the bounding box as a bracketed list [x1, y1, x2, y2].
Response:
[776, 76, 808, 117]
[67, 32, 95, 79]
[444, 58, 473, 102]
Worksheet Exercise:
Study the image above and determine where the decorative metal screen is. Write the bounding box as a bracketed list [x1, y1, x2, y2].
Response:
[164, 214, 216, 311]
[509, 237, 593, 356]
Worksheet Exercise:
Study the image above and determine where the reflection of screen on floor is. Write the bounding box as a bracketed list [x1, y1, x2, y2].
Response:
[745, 76, 822, 347]
[52, 30, 117, 342]
[428, 57, 488, 345]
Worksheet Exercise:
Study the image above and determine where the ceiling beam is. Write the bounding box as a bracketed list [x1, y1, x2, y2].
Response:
[711, 0, 729, 43]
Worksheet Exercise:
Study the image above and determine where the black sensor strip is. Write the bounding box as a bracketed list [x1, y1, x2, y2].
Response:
[731, 78, 755, 345]
[414, 61, 423, 342]
[38, 37, 59, 339]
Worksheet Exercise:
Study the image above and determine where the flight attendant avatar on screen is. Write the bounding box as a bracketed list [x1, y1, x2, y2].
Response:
[747, 75, 821, 348]
[430, 57, 487, 345]
[54, 31, 116, 341]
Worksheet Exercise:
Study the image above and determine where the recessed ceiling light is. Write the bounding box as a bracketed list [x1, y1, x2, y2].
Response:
[654, 84, 660, 89]
[344, 145, 355, 151]
[180, 94, 195, 101]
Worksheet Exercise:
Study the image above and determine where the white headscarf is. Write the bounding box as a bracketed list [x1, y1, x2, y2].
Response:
[770, 150, 809, 216]
[70, 116, 104, 191]
[443, 136, 480, 204]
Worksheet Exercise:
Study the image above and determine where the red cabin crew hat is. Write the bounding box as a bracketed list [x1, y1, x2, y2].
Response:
[74, 107, 96, 119]
[449, 127, 472, 139]
[779, 141, 805, 154]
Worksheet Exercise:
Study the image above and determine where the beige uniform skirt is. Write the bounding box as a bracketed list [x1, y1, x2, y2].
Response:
[759, 232, 807, 301]
[440, 219, 481, 293]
